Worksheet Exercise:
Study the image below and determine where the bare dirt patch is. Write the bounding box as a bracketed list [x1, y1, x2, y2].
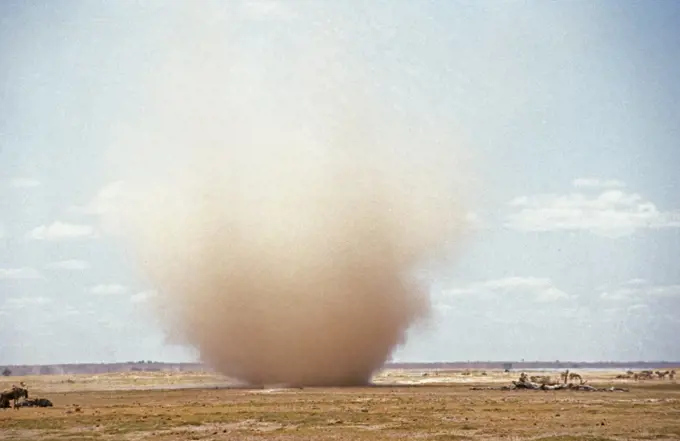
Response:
[1, 369, 678, 440]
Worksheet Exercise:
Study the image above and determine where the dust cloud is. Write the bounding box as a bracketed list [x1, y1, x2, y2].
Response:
[106, 2, 475, 387]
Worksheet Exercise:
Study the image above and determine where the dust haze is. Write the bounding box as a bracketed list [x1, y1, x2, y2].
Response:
[105, 2, 476, 387]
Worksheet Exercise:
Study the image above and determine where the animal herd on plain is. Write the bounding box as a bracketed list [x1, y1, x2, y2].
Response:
[0, 368, 676, 411]
[516, 370, 587, 386]
[517, 368, 676, 387]
[0, 382, 28, 409]
[615, 369, 676, 380]
[0, 381, 53, 410]
[524, 371, 586, 385]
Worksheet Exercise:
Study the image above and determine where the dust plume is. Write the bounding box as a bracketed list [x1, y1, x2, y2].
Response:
[105, 2, 475, 387]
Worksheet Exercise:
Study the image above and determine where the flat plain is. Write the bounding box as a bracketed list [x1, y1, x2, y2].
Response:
[1, 369, 679, 441]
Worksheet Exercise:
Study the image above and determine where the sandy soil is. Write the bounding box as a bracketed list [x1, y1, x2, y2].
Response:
[1, 368, 678, 440]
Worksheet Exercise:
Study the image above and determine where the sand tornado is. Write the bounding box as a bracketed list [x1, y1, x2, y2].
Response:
[105, 2, 475, 387]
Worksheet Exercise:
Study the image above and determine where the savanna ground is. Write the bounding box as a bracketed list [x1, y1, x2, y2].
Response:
[1, 369, 679, 441]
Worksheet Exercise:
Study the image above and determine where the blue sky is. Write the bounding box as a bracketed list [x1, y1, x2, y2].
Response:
[1, 0, 679, 365]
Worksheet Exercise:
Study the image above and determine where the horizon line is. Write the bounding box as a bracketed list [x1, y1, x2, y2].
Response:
[4, 360, 680, 367]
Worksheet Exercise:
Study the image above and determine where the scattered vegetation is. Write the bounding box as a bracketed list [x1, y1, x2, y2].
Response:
[0, 369, 678, 440]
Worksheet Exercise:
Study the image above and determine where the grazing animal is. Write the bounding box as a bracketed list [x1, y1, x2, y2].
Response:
[633, 370, 654, 381]
[642, 370, 655, 379]
[655, 370, 670, 379]
[18, 398, 53, 408]
[670, 370, 676, 380]
[559, 370, 568, 384]
[529, 375, 552, 384]
[0, 385, 28, 409]
[568, 372, 585, 384]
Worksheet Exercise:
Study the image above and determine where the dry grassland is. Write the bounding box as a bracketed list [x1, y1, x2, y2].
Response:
[1, 369, 679, 441]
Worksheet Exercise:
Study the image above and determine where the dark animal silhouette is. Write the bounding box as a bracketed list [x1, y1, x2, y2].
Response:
[0, 385, 28, 409]
[18, 398, 53, 408]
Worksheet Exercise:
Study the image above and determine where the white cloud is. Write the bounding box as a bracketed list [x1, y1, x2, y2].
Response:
[647, 285, 680, 298]
[9, 177, 41, 188]
[72, 180, 128, 216]
[4, 296, 53, 308]
[601, 280, 680, 302]
[600, 287, 635, 301]
[0, 267, 44, 280]
[506, 180, 680, 237]
[130, 290, 158, 304]
[28, 221, 97, 240]
[88, 284, 129, 296]
[627, 304, 650, 314]
[45, 260, 91, 271]
[58, 305, 83, 316]
[445, 276, 570, 303]
[69, 180, 139, 236]
[463, 211, 487, 231]
[623, 278, 647, 286]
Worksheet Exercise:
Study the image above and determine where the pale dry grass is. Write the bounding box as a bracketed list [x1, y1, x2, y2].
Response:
[1, 371, 229, 393]
[1, 369, 678, 441]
